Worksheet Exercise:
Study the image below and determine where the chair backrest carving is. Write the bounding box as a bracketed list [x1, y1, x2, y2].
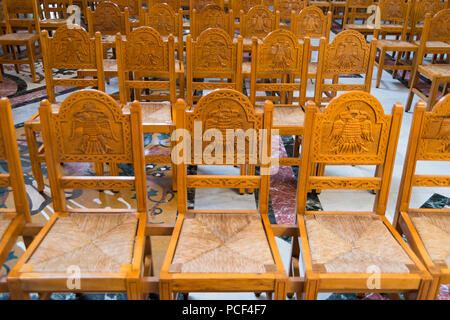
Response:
[240, 5, 279, 39]
[41, 25, 105, 103]
[186, 28, 243, 106]
[315, 30, 377, 106]
[275, 0, 307, 20]
[297, 91, 404, 216]
[87, 1, 130, 37]
[148, 0, 181, 10]
[38, 89, 147, 213]
[291, 6, 332, 40]
[191, 4, 233, 39]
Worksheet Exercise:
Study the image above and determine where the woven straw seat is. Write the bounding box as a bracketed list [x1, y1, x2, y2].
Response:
[343, 23, 376, 32]
[102, 34, 126, 45]
[377, 39, 418, 49]
[169, 214, 275, 273]
[417, 64, 450, 78]
[414, 40, 450, 49]
[409, 212, 450, 268]
[27, 213, 138, 273]
[123, 101, 172, 125]
[305, 214, 416, 274]
[255, 105, 304, 127]
[0, 214, 12, 240]
[0, 33, 39, 43]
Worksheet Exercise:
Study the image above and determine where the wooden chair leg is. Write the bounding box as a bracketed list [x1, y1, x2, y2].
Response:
[25, 125, 45, 192]
[304, 279, 319, 300]
[405, 71, 419, 112]
[26, 41, 37, 83]
[95, 162, 104, 176]
[427, 78, 440, 111]
[239, 165, 246, 195]
[417, 277, 434, 300]
[159, 281, 172, 300]
[376, 49, 386, 88]
[127, 279, 144, 300]
[293, 135, 301, 158]
[425, 276, 442, 300]
[274, 280, 287, 300]
[7, 278, 30, 300]
[248, 164, 255, 194]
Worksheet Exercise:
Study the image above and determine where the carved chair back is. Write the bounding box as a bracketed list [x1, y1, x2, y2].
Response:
[2, 0, 41, 33]
[110, 0, 142, 18]
[274, 0, 307, 21]
[250, 29, 310, 106]
[411, 0, 447, 38]
[297, 91, 404, 216]
[186, 28, 243, 107]
[145, 3, 183, 60]
[41, 25, 106, 103]
[375, 0, 412, 40]
[415, 9, 450, 60]
[148, 0, 181, 11]
[115, 26, 177, 105]
[191, 4, 233, 39]
[342, 0, 374, 26]
[173, 89, 274, 215]
[38, 89, 147, 213]
[231, 0, 264, 19]
[239, 5, 280, 40]
[395, 95, 450, 219]
[314, 30, 377, 107]
[87, 1, 130, 37]
[0, 98, 31, 222]
[190, 0, 224, 12]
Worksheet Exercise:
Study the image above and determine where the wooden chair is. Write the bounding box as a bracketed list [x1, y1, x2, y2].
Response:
[111, 0, 143, 27]
[406, 10, 450, 112]
[190, 4, 233, 39]
[291, 6, 332, 81]
[145, 3, 184, 61]
[186, 28, 243, 107]
[86, 1, 130, 51]
[24, 25, 106, 192]
[343, 0, 378, 37]
[410, 0, 447, 40]
[274, 0, 307, 26]
[250, 29, 310, 169]
[314, 30, 377, 107]
[373, 0, 419, 88]
[7, 89, 148, 300]
[159, 89, 287, 300]
[394, 95, 450, 300]
[295, 91, 433, 300]
[39, 0, 73, 32]
[329, 0, 346, 25]
[239, 5, 280, 52]
[0, 0, 35, 33]
[0, 98, 32, 293]
[116, 26, 180, 190]
[342, 0, 375, 34]
[0, 0, 41, 83]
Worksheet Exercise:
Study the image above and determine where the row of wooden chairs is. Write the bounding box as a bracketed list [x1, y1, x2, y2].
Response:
[23, 23, 376, 194]
[0, 88, 448, 299]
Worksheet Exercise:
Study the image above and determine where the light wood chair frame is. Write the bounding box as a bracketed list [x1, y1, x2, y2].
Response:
[159, 90, 288, 300]
[24, 25, 106, 193]
[393, 96, 450, 300]
[0, 98, 32, 293]
[7, 89, 148, 300]
[294, 91, 433, 300]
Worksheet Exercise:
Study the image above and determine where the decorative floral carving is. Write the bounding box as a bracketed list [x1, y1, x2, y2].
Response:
[194, 29, 233, 71]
